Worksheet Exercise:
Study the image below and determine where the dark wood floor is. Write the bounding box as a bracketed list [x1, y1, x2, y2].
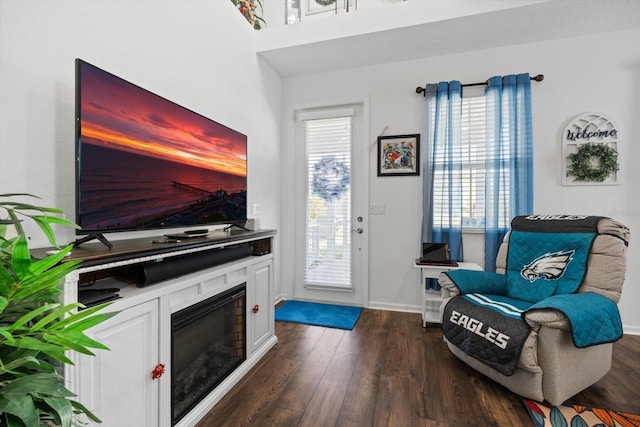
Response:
[197, 309, 640, 427]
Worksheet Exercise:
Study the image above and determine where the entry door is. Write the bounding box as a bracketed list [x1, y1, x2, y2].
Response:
[294, 105, 368, 307]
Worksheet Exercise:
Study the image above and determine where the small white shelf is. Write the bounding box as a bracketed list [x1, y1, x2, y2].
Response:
[424, 289, 443, 302]
[414, 262, 482, 327]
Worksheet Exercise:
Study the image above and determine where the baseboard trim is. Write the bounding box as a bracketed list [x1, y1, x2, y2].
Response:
[274, 293, 287, 306]
[367, 301, 421, 314]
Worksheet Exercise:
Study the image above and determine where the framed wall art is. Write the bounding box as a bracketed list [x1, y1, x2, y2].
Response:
[306, 0, 337, 15]
[377, 134, 420, 177]
[306, 0, 356, 16]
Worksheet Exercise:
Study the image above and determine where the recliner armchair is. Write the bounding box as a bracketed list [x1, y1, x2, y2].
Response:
[438, 215, 630, 405]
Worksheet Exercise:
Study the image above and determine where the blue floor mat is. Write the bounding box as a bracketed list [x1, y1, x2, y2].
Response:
[275, 300, 362, 330]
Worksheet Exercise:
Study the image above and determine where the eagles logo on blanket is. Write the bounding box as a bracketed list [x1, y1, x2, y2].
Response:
[507, 217, 598, 301]
[521, 249, 575, 282]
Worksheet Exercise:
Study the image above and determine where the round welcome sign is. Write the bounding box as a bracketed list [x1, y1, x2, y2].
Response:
[561, 112, 620, 186]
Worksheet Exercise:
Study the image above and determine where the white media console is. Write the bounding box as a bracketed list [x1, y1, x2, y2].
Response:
[44, 229, 277, 427]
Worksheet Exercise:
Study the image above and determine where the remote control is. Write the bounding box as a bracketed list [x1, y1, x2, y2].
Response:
[184, 229, 208, 235]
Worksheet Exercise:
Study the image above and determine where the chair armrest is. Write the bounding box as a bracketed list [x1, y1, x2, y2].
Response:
[524, 293, 622, 348]
[438, 272, 461, 297]
[438, 269, 507, 296]
[523, 309, 572, 332]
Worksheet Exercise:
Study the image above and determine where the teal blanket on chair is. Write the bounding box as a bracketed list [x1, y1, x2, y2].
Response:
[526, 292, 623, 347]
[505, 216, 599, 303]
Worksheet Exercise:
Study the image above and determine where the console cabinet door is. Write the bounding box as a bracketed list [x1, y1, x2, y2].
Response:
[76, 299, 160, 427]
[248, 259, 274, 354]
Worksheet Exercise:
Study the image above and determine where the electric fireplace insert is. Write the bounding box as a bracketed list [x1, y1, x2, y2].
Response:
[171, 284, 246, 424]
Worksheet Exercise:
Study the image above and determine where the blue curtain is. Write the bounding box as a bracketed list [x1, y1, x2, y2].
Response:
[483, 74, 534, 272]
[421, 81, 463, 261]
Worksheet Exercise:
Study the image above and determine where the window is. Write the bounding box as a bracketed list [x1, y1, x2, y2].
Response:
[431, 91, 511, 229]
[303, 115, 353, 289]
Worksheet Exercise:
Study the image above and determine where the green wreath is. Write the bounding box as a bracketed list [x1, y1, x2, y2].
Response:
[315, 0, 336, 6]
[567, 142, 619, 182]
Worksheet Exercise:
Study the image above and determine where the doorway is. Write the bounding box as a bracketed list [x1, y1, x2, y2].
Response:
[294, 104, 368, 306]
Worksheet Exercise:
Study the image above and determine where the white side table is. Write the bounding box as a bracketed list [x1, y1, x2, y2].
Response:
[414, 261, 482, 327]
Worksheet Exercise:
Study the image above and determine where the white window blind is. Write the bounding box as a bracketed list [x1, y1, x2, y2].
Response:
[432, 93, 511, 229]
[303, 116, 352, 289]
[460, 94, 487, 227]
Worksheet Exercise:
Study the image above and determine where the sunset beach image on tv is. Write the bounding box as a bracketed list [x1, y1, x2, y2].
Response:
[75, 60, 247, 233]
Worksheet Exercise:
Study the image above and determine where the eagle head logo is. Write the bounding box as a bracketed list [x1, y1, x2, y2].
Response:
[521, 250, 575, 282]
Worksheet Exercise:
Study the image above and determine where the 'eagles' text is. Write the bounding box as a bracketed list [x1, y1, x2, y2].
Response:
[448, 310, 510, 349]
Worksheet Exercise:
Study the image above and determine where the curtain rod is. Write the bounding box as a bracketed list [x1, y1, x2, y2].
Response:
[415, 74, 544, 95]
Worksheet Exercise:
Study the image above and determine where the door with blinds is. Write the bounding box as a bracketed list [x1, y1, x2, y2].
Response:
[294, 105, 368, 306]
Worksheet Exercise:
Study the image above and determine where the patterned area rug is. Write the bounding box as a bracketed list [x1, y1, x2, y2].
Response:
[522, 398, 640, 427]
[275, 300, 362, 330]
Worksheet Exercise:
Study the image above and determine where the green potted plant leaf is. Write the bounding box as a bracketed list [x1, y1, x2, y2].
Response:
[0, 193, 116, 426]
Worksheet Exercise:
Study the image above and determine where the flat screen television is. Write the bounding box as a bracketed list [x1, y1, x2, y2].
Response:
[75, 59, 247, 248]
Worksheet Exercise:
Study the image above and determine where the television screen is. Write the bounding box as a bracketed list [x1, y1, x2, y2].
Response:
[75, 59, 247, 238]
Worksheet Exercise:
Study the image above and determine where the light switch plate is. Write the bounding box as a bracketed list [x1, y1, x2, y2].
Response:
[370, 203, 385, 215]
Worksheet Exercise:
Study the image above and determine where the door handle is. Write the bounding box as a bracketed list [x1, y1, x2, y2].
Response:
[352, 228, 363, 234]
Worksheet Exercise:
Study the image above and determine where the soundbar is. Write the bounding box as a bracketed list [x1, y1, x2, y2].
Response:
[139, 244, 253, 287]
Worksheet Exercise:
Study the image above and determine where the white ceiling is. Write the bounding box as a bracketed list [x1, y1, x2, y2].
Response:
[254, 0, 640, 77]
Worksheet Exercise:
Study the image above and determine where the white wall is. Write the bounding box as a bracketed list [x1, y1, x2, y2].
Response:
[0, 1, 281, 250]
[280, 28, 640, 333]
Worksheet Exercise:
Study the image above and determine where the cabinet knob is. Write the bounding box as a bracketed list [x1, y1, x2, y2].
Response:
[252, 304, 260, 314]
[151, 363, 166, 380]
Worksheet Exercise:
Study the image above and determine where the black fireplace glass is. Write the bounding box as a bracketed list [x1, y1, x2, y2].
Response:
[171, 283, 246, 425]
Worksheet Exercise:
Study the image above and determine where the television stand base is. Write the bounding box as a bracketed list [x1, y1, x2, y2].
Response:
[73, 233, 113, 249]
[223, 223, 249, 232]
